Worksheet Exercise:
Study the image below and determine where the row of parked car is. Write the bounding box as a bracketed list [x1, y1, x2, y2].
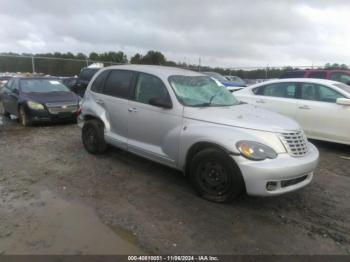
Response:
[0, 65, 349, 203]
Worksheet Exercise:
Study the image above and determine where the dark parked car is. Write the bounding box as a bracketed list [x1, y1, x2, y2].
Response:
[280, 69, 350, 85]
[74, 67, 100, 97]
[0, 77, 80, 126]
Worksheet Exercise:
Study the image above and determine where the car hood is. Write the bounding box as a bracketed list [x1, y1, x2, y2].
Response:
[183, 103, 301, 133]
[22, 91, 80, 104]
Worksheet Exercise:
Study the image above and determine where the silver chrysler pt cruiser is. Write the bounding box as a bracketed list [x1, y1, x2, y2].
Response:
[78, 65, 319, 203]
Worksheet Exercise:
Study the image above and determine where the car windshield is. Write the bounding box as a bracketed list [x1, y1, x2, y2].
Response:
[169, 75, 239, 107]
[334, 83, 350, 94]
[20, 79, 70, 93]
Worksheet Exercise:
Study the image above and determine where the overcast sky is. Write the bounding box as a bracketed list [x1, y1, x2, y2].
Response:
[0, 0, 349, 68]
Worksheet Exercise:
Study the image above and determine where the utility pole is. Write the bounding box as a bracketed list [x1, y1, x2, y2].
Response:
[31, 56, 36, 74]
[198, 57, 201, 72]
[86, 58, 89, 67]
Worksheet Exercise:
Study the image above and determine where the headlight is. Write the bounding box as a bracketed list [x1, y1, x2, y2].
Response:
[27, 101, 44, 110]
[236, 141, 277, 161]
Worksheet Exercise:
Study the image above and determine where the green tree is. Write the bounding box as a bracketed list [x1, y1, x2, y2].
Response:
[130, 53, 143, 64]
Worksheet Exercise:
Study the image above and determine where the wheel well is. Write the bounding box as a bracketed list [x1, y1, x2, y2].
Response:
[184, 142, 232, 176]
[83, 115, 104, 125]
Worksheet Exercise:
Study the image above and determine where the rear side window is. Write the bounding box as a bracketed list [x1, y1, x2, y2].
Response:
[256, 82, 296, 99]
[300, 83, 345, 103]
[91, 70, 109, 93]
[134, 73, 170, 105]
[308, 71, 327, 79]
[102, 70, 133, 99]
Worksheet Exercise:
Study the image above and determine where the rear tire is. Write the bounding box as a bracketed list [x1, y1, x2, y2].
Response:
[82, 119, 108, 154]
[189, 148, 244, 203]
[19, 106, 31, 127]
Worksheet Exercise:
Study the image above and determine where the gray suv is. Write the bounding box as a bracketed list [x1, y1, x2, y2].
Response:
[78, 65, 319, 203]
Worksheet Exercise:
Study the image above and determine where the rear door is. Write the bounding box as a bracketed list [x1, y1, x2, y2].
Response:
[127, 72, 182, 167]
[250, 82, 298, 119]
[295, 82, 349, 142]
[96, 69, 134, 149]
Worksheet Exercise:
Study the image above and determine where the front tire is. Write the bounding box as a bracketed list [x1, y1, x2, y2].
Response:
[19, 106, 31, 127]
[189, 148, 244, 203]
[82, 119, 108, 154]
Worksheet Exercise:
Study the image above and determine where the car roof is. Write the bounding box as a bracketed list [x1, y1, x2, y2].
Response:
[251, 78, 340, 87]
[99, 65, 204, 78]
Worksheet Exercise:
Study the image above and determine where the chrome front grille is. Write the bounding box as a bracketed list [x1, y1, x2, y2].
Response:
[280, 131, 309, 157]
[46, 102, 78, 114]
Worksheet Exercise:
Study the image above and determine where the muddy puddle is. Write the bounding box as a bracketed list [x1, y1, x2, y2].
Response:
[0, 188, 144, 254]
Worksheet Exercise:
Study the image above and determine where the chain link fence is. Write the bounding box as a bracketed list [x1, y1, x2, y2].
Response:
[0, 53, 347, 79]
[0, 54, 123, 77]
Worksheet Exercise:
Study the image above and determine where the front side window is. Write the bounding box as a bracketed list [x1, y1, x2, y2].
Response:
[300, 83, 345, 103]
[103, 70, 133, 99]
[134, 73, 170, 105]
[257, 82, 296, 99]
[330, 72, 350, 85]
[169, 75, 238, 107]
[19, 79, 70, 93]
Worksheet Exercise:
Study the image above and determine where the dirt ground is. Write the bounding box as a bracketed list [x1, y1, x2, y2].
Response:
[0, 116, 350, 255]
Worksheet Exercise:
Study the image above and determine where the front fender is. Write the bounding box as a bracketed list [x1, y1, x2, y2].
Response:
[178, 118, 285, 170]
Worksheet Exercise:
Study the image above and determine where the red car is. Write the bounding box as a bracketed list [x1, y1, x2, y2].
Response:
[280, 69, 350, 85]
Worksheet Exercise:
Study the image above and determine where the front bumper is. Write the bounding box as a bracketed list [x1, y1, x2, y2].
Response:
[27, 108, 77, 123]
[233, 142, 319, 196]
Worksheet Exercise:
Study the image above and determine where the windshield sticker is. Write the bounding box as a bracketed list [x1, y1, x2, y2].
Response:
[49, 81, 60, 85]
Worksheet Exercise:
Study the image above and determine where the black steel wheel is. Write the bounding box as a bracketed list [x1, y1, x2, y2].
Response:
[190, 148, 244, 203]
[82, 119, 108, 154]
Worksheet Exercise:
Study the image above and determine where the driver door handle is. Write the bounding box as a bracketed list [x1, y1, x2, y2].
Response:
[256, 99, 265, 104]
[95, 99, 104, 105]
[128, 107, 138, 112]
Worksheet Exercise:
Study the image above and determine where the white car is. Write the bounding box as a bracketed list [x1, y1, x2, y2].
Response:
[235, 78, 350, 145]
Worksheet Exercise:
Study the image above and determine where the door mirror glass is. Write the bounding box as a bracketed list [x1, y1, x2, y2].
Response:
[336, 98, 350, 106]
[12, 89, 19, 94]
[149, 97, 172, 109]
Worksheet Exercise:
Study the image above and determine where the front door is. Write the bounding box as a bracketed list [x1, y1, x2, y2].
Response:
[295, 82, 350, 143]
[127, 72, 182, 167]
[252, 82, 298, 120]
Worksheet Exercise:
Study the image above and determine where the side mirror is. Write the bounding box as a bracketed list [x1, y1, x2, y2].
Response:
[336, 98, 350, 106]
[149, 97, 172, 109]
[12, 89, 19, 95]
